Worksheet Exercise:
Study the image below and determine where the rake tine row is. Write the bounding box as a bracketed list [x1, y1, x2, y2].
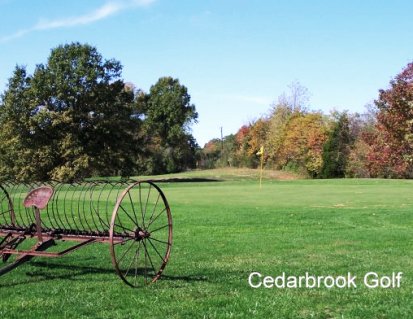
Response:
[0, 179, 173, 288]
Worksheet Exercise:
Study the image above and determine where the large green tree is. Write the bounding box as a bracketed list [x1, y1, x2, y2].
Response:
[320, 112, 352, 178]
[0, 66, 52, 181]
[140, 77, 198, 173]
[0, 43, 141, 182]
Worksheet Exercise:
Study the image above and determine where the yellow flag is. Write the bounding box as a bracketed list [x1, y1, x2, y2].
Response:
[256, 146, 264, 156]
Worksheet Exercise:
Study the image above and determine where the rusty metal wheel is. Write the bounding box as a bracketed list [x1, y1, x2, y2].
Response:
[109, 181, 172, 287]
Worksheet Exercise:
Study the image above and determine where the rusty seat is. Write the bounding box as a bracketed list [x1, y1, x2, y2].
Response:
[23, 187, 54, 210]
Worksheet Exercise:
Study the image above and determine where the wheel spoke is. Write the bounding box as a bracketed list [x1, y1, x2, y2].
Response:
[143, 185, 152, 227]
[147, 193, 160, 225]
[142, 239, 156, 276]
[127, 191, 140, 228]
[124, 242, 141, 279]
[147, 207, 167, 228]
[139, 183, 144, 228]
[119, 204, 138, 227]
[114, 223, 134, 233]
[111, 181, 172, 287]
[113, 237, 134, 246]
[143, 237, 148, 283]
[149, 236, 171, 246]
[134, 241, 142, 286]
[124, 249, 137, 278]
[149, 224, 170, 234]
[116, 240, 135, 266]
[148, 238, 167, 263]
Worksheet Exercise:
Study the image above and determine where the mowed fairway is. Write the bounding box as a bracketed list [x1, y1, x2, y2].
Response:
[0, 171, 413, 318]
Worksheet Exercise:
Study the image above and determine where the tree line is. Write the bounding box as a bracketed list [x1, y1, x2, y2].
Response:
[0, 43, 198, 182]
[2, 43, 412, 181]
[200, 62, 413, 179]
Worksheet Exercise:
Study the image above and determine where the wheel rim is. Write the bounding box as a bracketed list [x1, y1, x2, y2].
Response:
[109, 181, 172, 287]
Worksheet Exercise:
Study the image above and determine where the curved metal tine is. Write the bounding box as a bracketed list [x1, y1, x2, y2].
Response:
[54, 182, 71, 231]
[98, 181, 113, 231]
[105, 181, 121, 231]
[61, 182, 76, 231]
[0, 183, 12, 227]
[113, 181, 129, 231]
[93, 182, 110, 232]
[11, 182, 23, 228]
[5, 183, 15, 227]
[70, 182, 82, 233]
[0, 206, 11, 227]
[8, 182, 24, 228]
[8, 183, 20, 227]
[44, 184, 58, 230]
[87, 182, 103, 233]
[0, 182, 10, 227]
[46, 182, 63, 231]
[10, 183, 22, 227]
[75, 182, 91, 233]
[80, 182, 95, 233]
[90, 181, 104, 232]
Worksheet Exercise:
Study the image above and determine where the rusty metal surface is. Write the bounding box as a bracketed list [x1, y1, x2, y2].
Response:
[109, 181, 173, 287]
[0, 180, 173, 287]
[23, 187, 54, 210]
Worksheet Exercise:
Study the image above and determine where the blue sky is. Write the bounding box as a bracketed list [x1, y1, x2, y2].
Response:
[1, 0, 413, 146]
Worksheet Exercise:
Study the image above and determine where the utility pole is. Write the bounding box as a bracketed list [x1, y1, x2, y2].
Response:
[220, 126, 224, 152]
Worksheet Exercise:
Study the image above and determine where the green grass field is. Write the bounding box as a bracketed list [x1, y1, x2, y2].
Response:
[1, 169, 413, 318]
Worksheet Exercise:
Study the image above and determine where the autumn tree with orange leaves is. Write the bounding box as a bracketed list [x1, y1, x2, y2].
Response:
[367, 62, 413, 177]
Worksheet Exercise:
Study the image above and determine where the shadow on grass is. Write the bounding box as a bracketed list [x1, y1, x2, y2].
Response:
[149, 178, 222, 183]
[0, 261, 208, 287]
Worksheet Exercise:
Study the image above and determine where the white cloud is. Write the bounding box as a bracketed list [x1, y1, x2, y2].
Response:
[0, 0, 155, 42]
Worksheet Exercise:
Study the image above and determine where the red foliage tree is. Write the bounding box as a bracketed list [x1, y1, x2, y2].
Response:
[368, 62, 413, 177]
[235, 125, 250, 145]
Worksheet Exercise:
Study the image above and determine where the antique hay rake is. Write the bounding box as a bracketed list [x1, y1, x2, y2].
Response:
[0, 180, 172, 287]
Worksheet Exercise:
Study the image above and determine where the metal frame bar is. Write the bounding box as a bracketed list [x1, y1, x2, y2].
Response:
[0, 179, 173, 288]
[0, 228, 132, 257]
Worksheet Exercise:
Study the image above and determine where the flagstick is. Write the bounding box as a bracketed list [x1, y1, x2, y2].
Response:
[259, 151, 264, 189]
[256, 146, 264, 189]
